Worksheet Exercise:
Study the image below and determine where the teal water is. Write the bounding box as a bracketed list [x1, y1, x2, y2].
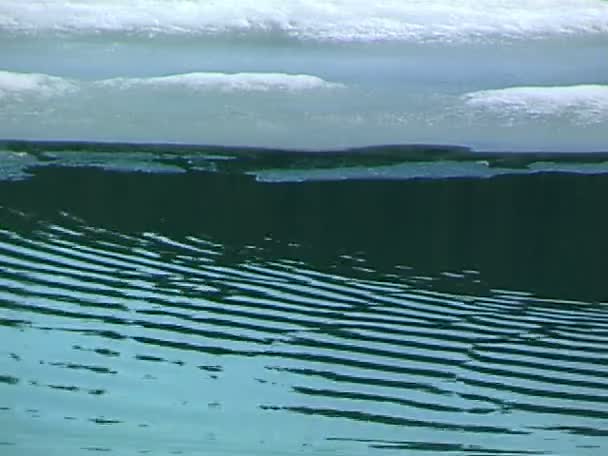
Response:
[2, 3, 608, 453]
[1, 145, 607, 455]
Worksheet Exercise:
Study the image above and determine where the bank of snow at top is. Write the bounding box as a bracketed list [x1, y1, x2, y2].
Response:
[1, 0, 607, 151]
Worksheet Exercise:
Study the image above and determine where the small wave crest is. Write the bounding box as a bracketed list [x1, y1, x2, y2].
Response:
[0, 70, 342, 97]
[99, 72, 344, 92]
[464, 85, 608, 123]
[0, 70, 77, 99]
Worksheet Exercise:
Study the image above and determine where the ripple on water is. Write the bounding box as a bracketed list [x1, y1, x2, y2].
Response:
[1, 169, 608, 456]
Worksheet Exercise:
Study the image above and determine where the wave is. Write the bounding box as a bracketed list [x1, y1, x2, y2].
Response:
[0, 70, 77, 99]
[464, 84, 608, 123]
[2, 71, 607, 151]
[0, 70, 342, 97]
[2, 0, 608, 42]
[100, 72, 344, 92]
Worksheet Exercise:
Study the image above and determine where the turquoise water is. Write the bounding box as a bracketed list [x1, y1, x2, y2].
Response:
[1, 146, 608, 455]
[2, 1, 608, 453]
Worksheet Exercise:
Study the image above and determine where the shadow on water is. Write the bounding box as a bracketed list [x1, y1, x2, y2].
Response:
[0, 154, 607, 455]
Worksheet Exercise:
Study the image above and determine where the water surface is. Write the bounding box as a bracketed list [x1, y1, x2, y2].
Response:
[1, 146, 607, 455]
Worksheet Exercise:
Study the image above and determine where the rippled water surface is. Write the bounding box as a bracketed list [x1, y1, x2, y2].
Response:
[1, 147, 608, 455]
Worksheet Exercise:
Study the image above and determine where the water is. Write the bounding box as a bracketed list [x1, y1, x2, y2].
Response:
[1, 145, 608, 455]
[2, 2, 608, 454]
[1, 0, 608, 150]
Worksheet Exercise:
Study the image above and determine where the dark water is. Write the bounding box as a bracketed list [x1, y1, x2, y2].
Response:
[1, 144, 608, 455]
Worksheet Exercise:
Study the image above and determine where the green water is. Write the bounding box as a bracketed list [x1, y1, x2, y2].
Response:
[1, 147, 607, 455]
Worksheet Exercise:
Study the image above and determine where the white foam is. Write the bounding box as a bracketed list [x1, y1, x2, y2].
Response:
[0, 70, 77, 99]
[1, 0, 607, 42]
[0, 70, 340, 97]
[99, 72, 343, 92]
[464, 85, 608, 123]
